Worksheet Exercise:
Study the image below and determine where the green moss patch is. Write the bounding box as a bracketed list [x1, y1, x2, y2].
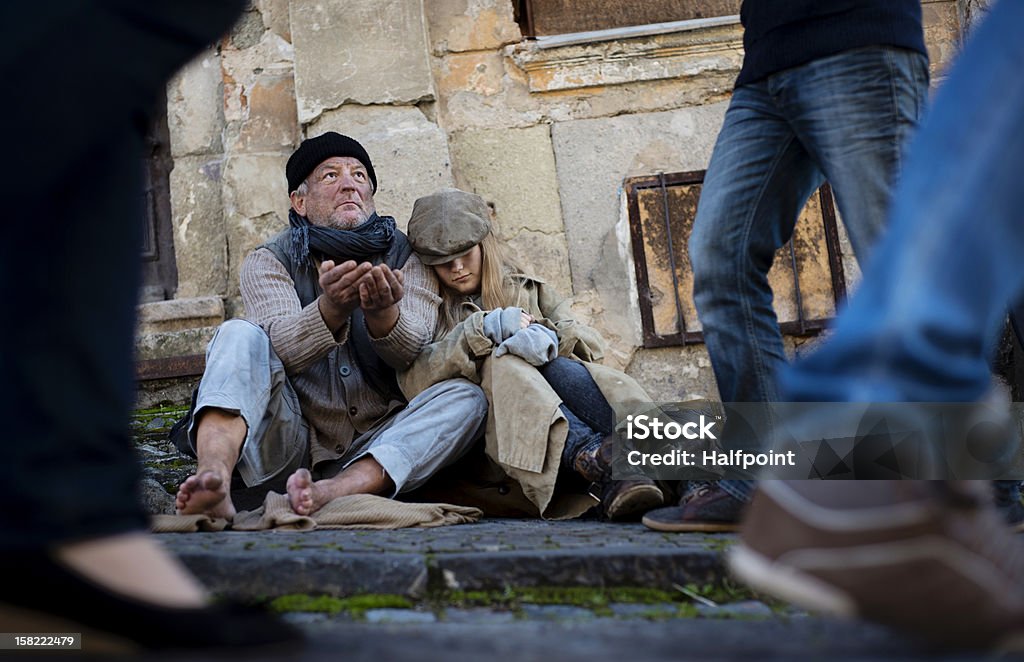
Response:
[131, 404, 189, 428]
[268, 584, 776, 623]
[269, 593, 414, 618]
[439, 586, 694, 613]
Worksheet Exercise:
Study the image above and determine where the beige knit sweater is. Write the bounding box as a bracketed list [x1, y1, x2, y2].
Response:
[239, 248, 442, 465]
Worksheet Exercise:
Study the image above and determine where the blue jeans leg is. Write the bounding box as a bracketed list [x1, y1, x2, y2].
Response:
[539, 357, 615, 435]
[690, 83, 820, 405]
[781, 1, 1024, 403]
[558, 404, 604, 473]
[691, 46, 929, 405]
[691, 47, 928, 504]
[780, 46, 930, 262]
[690, 84, 821, 503]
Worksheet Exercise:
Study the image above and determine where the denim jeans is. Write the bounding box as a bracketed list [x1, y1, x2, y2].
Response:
[539, 357, 613, 469]
[540, 357, 615, 435]
[689, 46, 929, 502]
[780, 1, 1024, 404]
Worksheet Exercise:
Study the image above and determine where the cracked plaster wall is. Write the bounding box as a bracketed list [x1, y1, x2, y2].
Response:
[157, 0, 966, 401]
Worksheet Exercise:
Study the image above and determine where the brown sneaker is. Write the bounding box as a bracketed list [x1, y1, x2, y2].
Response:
[729, 480, 1024, 650]
[641, 482, 744, 532]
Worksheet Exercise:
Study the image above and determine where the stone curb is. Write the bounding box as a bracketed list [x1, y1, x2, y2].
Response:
[157, 524, 731, 601]
[434, 548, 723, 593]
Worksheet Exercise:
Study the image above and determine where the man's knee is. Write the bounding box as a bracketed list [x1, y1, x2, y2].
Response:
[209, 319, 267, 352]
[204, 319, 275, 373]
[689, 225, 738, 301]
[425, 378, 487, 412]
[193, 319, 284, 454]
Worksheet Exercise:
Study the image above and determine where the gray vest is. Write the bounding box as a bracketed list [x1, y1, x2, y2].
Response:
[259, 228, 413, 402]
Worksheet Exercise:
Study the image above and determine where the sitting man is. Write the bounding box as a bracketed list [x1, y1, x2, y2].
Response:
[175, 132, 486, 518]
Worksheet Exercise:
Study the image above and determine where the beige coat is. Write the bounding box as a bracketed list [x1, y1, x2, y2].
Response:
[399, 274, 669, 519]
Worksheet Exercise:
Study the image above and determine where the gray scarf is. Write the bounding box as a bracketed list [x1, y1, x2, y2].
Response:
[288, 209, 396, 268]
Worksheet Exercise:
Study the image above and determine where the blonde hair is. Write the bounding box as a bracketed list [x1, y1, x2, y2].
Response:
[436, 231, 527, 337]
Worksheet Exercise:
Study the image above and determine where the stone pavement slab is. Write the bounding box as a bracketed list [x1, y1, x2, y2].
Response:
[117, 617, 980, 662]
[137, 418, 997, 660]
[148, 519, 1006, 660]
[156, 519, 729, 600]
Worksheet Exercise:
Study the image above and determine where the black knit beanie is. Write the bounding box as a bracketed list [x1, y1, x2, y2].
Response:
[286, 132, 377, 194]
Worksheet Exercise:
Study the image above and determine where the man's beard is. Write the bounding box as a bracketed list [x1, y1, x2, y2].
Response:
[326, 209, 370, 230]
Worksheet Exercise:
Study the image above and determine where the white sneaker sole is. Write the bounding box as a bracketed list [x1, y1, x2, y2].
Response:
[730, 544, 1024, 652]
[727, 544, 858, 618]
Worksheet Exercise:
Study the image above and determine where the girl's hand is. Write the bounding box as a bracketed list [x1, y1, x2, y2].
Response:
[520, 311, 534, 329]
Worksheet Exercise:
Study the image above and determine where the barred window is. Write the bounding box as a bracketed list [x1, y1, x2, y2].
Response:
[625, 171, 848, 348]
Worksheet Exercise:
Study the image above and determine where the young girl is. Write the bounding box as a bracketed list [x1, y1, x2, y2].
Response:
[400, 188, 670, 520]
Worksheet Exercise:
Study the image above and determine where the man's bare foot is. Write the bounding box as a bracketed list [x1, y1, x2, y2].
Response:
[176, 470, 236, 519]
[286, 468, 330, 516]
[286, 458, 394, 515]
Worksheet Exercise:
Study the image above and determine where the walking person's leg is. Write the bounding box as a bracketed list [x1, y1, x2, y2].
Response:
[664, 47, 929, 521]
[690, 83, 823, 407]
[732, 2, 1024, 648]
[783, 46, 930, 263]
[0, 2, 300, 650]
[644, 83, 821, 530]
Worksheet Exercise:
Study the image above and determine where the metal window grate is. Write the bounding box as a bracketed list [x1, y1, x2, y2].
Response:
[514, 0, 741, 38]
[626, 170, 847, 348]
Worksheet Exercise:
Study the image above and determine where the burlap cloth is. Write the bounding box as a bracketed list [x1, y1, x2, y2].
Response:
[152, 491, 482, 532]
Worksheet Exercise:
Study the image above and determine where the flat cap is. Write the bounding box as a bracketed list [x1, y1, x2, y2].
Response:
[408, 188, 491, 265]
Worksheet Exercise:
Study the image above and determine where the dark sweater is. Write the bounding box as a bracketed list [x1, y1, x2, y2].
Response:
[735, 0, 927, 87]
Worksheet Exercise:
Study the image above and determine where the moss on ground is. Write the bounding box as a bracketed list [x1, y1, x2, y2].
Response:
[131, 404, 189, 430]
[675, 580, 754, 604]
[437, 586, 702, 615]
[270, 593, 414, 618]
[701, 535, 737, 554]
[267, 583, 778, 622]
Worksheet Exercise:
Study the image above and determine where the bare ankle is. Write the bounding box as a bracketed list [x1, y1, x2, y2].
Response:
[335, 458, 394, 496]
[194, 409, 245, 474]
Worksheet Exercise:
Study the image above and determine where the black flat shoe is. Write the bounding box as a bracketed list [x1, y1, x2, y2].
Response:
[0, 552, 303, 654]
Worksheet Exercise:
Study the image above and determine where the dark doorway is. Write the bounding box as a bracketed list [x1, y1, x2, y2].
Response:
[139, 98, 177, 302]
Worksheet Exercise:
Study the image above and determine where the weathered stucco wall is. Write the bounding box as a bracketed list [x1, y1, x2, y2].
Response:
[142, 0, 968, 404]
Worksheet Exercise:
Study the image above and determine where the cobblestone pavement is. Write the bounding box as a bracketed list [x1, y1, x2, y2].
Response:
[158, 520, 729, 600]
[148, 521, 999, 660]
[119, 599, 978, 661]
[134, 407, 996, 661]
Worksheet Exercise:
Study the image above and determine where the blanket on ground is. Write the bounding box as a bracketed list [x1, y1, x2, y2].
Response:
[151, 492, 483, 532]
